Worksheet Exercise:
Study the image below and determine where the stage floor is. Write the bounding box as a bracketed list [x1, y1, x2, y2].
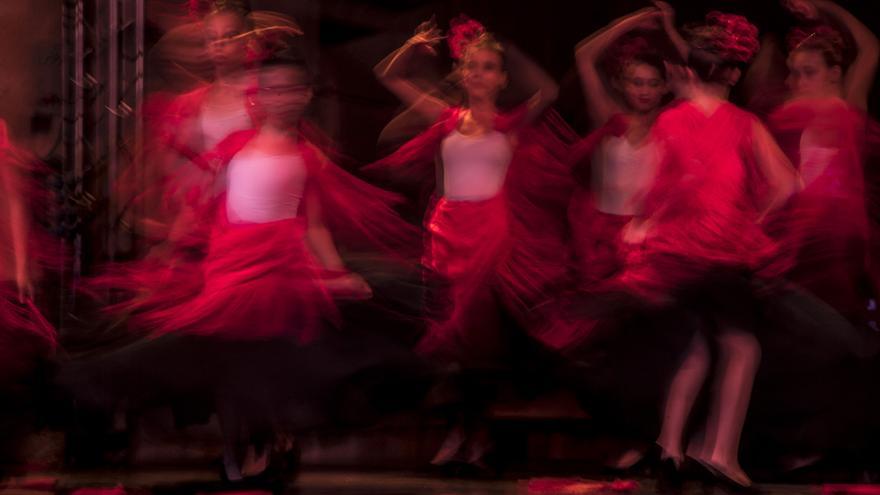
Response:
[1, 470, 831, 495]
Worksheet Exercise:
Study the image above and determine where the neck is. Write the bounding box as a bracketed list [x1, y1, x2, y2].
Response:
[263, 119, 300, 139]
[630, 107, 660, 127]
[465, 98, 498, 129]
[215, 67, 245, 86]
[698, 81, 730, 100]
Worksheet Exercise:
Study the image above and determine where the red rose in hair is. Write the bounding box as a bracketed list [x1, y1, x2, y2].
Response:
[696, 11, 760, 63]
[448, 15, 486, 60]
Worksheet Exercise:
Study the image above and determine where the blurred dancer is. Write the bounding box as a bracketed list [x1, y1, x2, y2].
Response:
[68, 55, 421, 483]
[0, 119, 57, 476]
[568, 2, 681, 287]
[627, 14, 800, 487]
[369, 16, 572, 470]
[768, 0, 879, 326]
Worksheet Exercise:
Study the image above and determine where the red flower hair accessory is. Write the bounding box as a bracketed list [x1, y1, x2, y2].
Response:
[448, 15, 488, 60]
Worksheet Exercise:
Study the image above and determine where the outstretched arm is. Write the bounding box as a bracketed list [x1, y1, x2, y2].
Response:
[304, 186, 372, 298]
[575, 7, 661, 128]
[374, 19, 451, 123]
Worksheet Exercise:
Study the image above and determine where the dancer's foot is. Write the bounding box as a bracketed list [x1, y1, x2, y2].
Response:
[609, 447, 647, 471]
[695, 456, 753, 488]
[241, 444, 270, 478]
[430, 425, 466, 466]
[221, 450, 243, 482]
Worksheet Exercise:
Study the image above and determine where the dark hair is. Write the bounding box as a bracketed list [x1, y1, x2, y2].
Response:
[684, 12, 759, 84]
[788, 26, 846, 69]
[191, 0, 251, 19]
[627, 52, 667, 80]
[610, 36, 667, 80]
[687, 47, 740, 83]
[259, 55, 313, 84]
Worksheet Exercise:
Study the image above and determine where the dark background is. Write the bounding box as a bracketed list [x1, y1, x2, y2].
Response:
[167, 0, 880, 162]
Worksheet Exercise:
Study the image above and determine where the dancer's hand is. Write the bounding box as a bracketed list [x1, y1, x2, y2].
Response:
[782, 0, 820, 21]
[653, 1, 676, 26]
[407, 18, 445, 55]
[664, 61, 697, 97]
[621, 219, 651, 245]
[324, 272, 373, 300]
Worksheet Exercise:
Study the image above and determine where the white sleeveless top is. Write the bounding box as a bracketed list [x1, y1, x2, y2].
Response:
[226, 149, 308, 224]
[440, 130, 513, 201]
[798, 127, 838, 188]
[199, 102, 251, 150]
[592, 136, 659, 216]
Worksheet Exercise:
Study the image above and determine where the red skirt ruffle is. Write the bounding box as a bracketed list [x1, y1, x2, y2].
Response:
[113, 215, 335, 343]
[0, 283, 55, 385]
[568, 189, 633, 288]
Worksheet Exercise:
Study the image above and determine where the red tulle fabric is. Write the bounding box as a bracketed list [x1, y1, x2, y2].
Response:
[768, 98, 878, 321]
[0, 120, 58, 382]
[91, 124, 418, 342]
[117, 86, 252, 246]
[366, 106, 576, 358]
[618, 101, 781, 299]
[140, 214, 332, 342]
[526, 477, 639, 494]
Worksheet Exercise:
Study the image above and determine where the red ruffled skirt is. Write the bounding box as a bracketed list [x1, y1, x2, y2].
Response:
[568, 188, 633, 288]
[0, 283, 55, 386]
[418, 196, 512, 363]
[133, 215, 335, 343]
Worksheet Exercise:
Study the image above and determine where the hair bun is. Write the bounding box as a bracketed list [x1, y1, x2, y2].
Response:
[447, 15, 487, 60]
[688, 11, 760, 64]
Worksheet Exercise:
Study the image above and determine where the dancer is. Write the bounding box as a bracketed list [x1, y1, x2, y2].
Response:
[67, 52, 424, 483]
[767, 0, 879, 325]
[369, 16, 573, 470]
[569, 3, 677, 287]
[627, 13, 801, 487]
[0, 119, 57, 476]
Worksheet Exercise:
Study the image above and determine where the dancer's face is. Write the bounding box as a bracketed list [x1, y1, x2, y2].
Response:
[619, 62, 667, 114]
[257, 65, 313, 125]
[204, 11, 249, 72]
[786, 49, 841, 99]
[459, 48, 507, 102]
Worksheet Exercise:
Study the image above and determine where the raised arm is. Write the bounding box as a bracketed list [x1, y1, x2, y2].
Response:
[504, 43, 559, 125]
[575, 7, 661, 128]
[654, 1, 689, 62]
[751, 119, 803, 221]
[374, 20, 450, 123]
[813, 0, 879, 110]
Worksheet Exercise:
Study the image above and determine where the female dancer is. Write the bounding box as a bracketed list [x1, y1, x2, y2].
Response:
[68, 55, 421, 482]
[571, 13, 799, 487]
[129, 0, 268, 253]
[569, 2, 679, 287]
[767, 0, 879, 325]
[0, 119, 57, 475]
[369, 16, 572, 469]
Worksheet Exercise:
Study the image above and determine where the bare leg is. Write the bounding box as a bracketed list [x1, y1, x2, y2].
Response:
[699, 327, 761, 487]
[656, 332, 711, 466]
[217, 399, 243, 482]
